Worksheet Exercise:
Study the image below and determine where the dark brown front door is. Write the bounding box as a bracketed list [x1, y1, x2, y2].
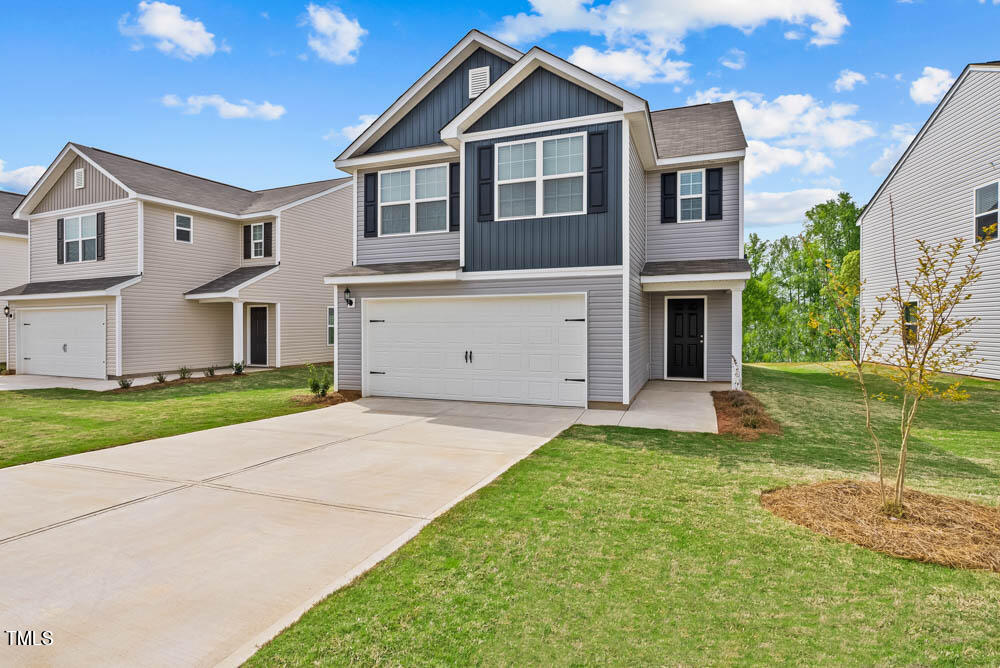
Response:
[249, 307, 267, 366]
[667, 298, 704, 379]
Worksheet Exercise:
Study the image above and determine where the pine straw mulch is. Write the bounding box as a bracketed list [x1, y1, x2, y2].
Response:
[711, 389, 781, 440]
[290, 390, 361, 407]
[761, 480, 1000, 573]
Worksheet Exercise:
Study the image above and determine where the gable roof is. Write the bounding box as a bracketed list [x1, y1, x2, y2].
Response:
[649, 102, 747, 159]
[0, 191, 27, 236]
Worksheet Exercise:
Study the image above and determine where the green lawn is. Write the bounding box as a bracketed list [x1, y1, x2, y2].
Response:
[250, 363, 1000, 666]
[0, 367, 323, 468]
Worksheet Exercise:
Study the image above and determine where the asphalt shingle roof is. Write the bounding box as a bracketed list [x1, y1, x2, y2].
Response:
[185, 265, 278, 296]
[0, 191, 27, 236]
[0, 275, 139, 297]
[649, 101, 747, 159]
[641, 258, 751, 276]
[325, 260, 461, 279]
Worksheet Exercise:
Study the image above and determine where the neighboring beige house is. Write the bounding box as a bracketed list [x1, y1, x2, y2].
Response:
[2, 143, 352, 379]
[1, 191, 29, 369]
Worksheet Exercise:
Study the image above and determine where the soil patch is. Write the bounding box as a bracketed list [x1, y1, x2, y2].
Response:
[712, 390, 781, 440]
[291, 390, 361, 407]
[109, 373, 242, 393]
[762, 480, 1000, 573]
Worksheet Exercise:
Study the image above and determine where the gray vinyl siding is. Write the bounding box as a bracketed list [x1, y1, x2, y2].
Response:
[355, 162, 460, 265]
[334, 275, 623, 403]
[33, 156, 129, 214]
[468, 68, 621, 133]
[0, 236, 28, 365]
[645, 162, 741, 261]
[861, 69, 1000, 380]
[464, 121, 622, 272]
[29, 200, 139, 282]
[366, 48, 514, 154]
[627, 134, 648, 401]
[7, 296, 118, 376]
[649, 291, 732, 382]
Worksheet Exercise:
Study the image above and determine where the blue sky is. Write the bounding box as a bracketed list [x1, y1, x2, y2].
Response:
[0, 1, 994, 239]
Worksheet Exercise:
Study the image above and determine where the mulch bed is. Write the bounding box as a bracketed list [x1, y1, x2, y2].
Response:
[291, 390, 361, 407]
[762, 480, 1000, 573]
[109, 373, 241, 393]
[711, 389, 781, 440]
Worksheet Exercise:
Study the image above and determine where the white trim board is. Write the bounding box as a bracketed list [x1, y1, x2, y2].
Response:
[323, 264, 625, 286]
[3, 276, 142, 302]
[185, 265, 280, 301]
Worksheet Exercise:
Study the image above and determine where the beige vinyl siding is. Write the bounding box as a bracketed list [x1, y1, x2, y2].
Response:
[7, 296, 118, 376]
[239, 220, 278, 268]
[241, 185, 353, 366]
[645, 162, 741, 261]
[30, 200, 139, 282]
[121, 203, 238, 374]
[649, 291, 732, 382]
[33, 156, 129, 214]
[860, 69, 1000, 380]
[627, 134, 648, 402]
[0, 236, 28, 365]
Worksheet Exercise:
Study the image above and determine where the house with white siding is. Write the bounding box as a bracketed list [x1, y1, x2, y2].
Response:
[859, 61, 1000, 380]
[1, 191, 28, 369]
[326, 30, 749, 409]
[2, 144, 352, 379]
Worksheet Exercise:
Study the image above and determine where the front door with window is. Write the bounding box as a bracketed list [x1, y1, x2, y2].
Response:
[667, 298, 704, 379]
[249, 307, 268, 366]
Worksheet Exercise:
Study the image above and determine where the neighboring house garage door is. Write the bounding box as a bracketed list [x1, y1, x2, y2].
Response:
[364, 294, 587, 407]
[18, 307, 107, 379]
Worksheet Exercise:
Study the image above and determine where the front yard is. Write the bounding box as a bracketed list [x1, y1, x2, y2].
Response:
[250, 364, 1000, 666]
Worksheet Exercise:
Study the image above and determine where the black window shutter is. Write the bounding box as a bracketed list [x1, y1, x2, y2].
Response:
[448, 162, 460, 232]
[96, 212, 106, 261]
[477, 145, 494, 222]
[363, 172, 378, 237]
[661, 172, 677, 223]
[263, 222, 273, 257]
[243, 225, 252, 259]
[56, 218, 64, 264]
[706, 168, 723, 220]
[587, 130, 608, 214]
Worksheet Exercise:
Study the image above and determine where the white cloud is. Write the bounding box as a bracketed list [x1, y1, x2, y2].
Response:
[784, 30, 803, 40]
[118, 1, 220, 59]
[910, 66, 953, 104]
[0, 159, 45, 190]
[833, 69, 866, 92]
[161, 94, 286, 120]
[719, 48, 746, 70]
[568, 46, 690, 86]
[302, 4, 366, 64]
[745, 188, 837, 226]
[869, 123, 916, 175]
[745, 140, 832, 182]
[332, 114, 377, 141]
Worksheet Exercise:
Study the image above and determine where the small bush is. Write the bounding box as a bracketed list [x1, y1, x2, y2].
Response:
[205, 367, 216, 377]
[178, 366, 192, 380]
[233, 361, 245, 376]
[154, 372, 167, 384]
[118, 378, 134, 389]
[307, 364, 333, 398]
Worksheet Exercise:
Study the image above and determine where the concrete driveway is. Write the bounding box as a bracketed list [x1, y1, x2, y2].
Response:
[0, 397, 582, 667]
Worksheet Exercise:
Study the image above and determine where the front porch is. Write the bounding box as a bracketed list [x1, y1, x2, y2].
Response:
[577, 380, 727, 432]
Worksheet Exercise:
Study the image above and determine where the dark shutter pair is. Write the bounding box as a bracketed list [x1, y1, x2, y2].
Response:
[243, 222, 273, 258]
[363, 166, 462, 235]
[55, 213, 105, 263]
[660, 167, 723, 224]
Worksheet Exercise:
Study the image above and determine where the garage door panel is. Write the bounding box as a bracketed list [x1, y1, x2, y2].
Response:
[19, 308, 107, 379]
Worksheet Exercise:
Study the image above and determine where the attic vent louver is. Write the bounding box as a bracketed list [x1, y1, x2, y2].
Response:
[73, 168, 85, 190]
[468, 66, 490, 99]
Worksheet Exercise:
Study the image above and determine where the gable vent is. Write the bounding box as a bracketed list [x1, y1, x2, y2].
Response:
[73, 168, 85, 190]
[468, 66, 490, 99]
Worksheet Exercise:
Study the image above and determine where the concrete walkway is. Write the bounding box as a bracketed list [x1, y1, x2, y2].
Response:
[0, 367, 267, 392]
[0, 398, 582, 667]
[576, 380, 727, 432]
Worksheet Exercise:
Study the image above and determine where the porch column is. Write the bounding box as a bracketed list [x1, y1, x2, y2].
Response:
[731, 287, 743, 390]
[232, 301, 244, 365]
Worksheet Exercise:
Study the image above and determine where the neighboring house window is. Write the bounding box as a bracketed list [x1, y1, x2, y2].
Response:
[378, 164, 449, 235]
[174, 213, 193, 243]
[903, 301, 918, 346]
[678, 169, 704, 222]
[64, 213, 97, 262]
[250, 223, 265, 257]
[327, 306, 336, 346]
[495, 134, 586, 220]
[73, 168, 85, 189]
[974, 182, 998, 242]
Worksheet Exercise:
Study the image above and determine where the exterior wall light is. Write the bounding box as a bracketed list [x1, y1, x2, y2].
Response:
[344, 287, 355, 308]
[2, 305, 11, 319]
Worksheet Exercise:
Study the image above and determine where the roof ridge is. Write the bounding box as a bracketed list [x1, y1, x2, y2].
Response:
[650, 100, 732, 114]
[76, 144, 255, 194]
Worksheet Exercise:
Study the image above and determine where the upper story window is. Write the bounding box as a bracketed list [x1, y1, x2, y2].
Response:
[678, 169, 704, 222]
[974, 181, 998, 242]
[250, 223, 265, 257]
[64, 213, 97, 262]
[174, 213, 193, 243]
[379, 164, 448, 235]
[496, 133, 586, 221]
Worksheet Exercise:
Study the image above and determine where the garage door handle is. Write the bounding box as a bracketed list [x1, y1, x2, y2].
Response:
[369, 319, 385, 323]
[565, 318, 586, 322]
[464, 350, 469, 363]
[63, 344, 68, 352]
[369, 371, 386, 375]
[564, 378, 586, 382]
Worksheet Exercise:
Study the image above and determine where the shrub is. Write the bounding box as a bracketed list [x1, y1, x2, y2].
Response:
[205, 366, 216, 377]
[177, 366, 192, 380]
[154, 372, 167, 384]
[118, 378, 134, 390]
[232, 361, 245, 376]
[307, 364, 333, 398]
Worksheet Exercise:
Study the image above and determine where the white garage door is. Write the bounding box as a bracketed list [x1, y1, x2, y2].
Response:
[364, 294, 587, 407]
[18, 307, 107, 379]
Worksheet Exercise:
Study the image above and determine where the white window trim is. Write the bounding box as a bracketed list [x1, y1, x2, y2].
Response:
[494, 132, 588, 222]
[63, 213, 98, 264]
[377, 162, 451, 237]
[327, 306, 336, 347]
[174, 212, 193, 244]
[973, 179, 999, 243]
[249, 222, 265, 258]
[677, 168, 706, 224]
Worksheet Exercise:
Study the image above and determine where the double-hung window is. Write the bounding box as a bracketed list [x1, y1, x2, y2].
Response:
[496, 133, 586, 220]
[174, 213, 193, 243]
[250, 223, 265, 258]
[903, 301, 918, 346]
[678, 169, 705, 222]
[64, 213, 98, 263]
[378, 164, 449, 235]
[327, 306, 336, 346]
[974, 181, 998, 242]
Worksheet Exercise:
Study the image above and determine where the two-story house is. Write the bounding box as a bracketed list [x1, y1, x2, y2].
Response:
[860, 61, 999, 380]
[2, 143, 352, 379]
[1, 190, 28, 369]
[325, 31, 750, 409]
